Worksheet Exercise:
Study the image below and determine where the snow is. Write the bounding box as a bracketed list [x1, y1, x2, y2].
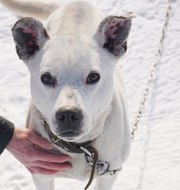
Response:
[0, 0, 180, 190]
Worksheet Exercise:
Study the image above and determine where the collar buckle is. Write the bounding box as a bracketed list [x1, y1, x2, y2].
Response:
[80, 146, 93, 157]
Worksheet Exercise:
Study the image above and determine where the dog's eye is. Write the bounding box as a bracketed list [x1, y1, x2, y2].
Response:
[86, 72, 100, 85]
[41, 72, 57, 87]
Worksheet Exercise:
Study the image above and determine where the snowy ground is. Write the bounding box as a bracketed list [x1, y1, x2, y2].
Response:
[0, 0, 180, 190]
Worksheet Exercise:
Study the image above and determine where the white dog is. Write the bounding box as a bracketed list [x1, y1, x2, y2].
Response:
[0, 0, 134, 189]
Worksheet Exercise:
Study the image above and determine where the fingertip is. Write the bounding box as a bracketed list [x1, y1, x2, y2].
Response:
[67, 162, 73, 169]
[67, 156, 72, 161]
[45, 142, 54, 149]
[56, 154, 72, 162]
[63, 155, 72, 161]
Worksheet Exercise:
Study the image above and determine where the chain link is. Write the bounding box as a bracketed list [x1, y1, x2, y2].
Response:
[131, 0, 173, 140]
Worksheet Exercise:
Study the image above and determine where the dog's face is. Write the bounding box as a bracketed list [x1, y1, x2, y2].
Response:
[12, 15, 133, 142]
[30, 36, 115, 141]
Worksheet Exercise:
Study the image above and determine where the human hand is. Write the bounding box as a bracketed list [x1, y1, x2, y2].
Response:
[6, 128, 72, 174]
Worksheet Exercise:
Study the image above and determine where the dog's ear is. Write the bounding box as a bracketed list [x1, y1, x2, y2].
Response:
[95, 13, 135, 57]
[12, 17, 49, 61]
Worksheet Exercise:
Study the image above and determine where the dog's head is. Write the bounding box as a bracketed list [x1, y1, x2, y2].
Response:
[12, 14, 133, 142]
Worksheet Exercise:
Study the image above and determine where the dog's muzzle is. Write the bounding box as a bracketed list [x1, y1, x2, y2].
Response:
[55, 108, 83, 138]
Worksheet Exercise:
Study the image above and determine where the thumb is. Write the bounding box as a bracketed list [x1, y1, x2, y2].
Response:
[27, 130, 53, 149]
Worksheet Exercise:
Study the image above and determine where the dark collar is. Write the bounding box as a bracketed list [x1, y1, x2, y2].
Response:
[42, 118, 94, 153]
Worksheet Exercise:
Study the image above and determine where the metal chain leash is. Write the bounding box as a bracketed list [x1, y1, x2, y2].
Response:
[131, 0, 173, 140]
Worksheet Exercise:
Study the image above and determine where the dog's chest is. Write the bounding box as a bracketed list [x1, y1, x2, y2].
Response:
[57, 152, 92, 180]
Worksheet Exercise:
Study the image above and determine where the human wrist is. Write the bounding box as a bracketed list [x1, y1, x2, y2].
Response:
[0, 116, 15, 154]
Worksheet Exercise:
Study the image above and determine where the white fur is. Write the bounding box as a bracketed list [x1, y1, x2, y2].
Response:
[2, 1, 131, 190]
[0, 0, 60, 20]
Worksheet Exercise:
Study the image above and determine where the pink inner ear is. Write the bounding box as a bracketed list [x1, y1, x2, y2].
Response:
[22, 26, 37, 38]
[22, 26, 38, 45]
[105, 24, 117, 39]
[104, 18, 126, 39]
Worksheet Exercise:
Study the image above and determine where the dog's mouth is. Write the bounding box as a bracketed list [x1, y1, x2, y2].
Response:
[58, 130, 81, 138]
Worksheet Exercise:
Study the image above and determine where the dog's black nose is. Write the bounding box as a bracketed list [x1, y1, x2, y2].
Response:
[55, 109, 83, 137]
[56, 109, 82, 123]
